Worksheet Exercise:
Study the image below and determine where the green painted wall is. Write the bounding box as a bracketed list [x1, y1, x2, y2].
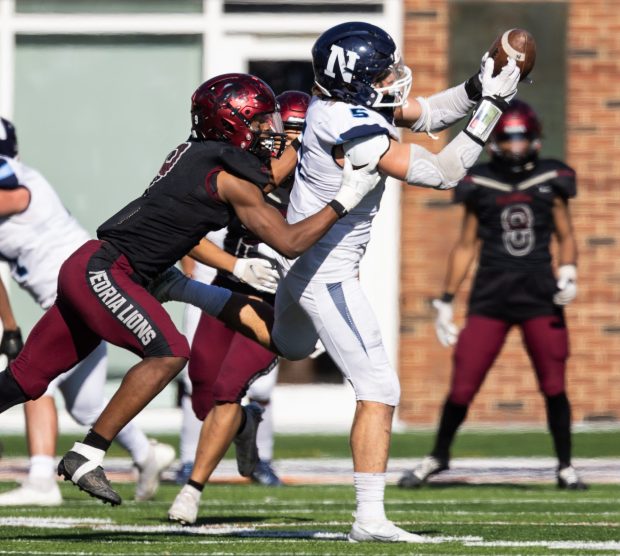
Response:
[12, 34, 202, 376]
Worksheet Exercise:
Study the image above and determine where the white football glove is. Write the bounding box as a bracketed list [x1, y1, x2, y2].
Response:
[480, 56, 520, 105]
[553, 264, 577, 305]
[432, 299, 459, 347]
[232, 257, 279, 294]
[333, 156, 381, 214]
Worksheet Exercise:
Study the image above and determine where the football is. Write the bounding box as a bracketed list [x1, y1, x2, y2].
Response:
[488, 28, 536, 81]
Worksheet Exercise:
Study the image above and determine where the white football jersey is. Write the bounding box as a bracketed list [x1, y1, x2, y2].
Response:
[284, 97, 397, 282]
[0, 156, 90, 309]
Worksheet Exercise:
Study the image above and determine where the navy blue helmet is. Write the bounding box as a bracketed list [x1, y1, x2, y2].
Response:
[312, 21, 411, 109]
[0, 117, 18, 158]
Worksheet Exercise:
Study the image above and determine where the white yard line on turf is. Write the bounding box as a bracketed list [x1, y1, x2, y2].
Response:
[2, 517, 620, 551]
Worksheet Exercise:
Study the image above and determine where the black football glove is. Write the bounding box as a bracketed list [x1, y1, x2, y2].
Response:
[0, 328, 23, 360]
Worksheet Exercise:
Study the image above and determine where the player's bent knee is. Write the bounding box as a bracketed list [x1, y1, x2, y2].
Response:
[356, 375, 400, 406]
[271, 334, 315, 361]
[191, 397, 210, 421]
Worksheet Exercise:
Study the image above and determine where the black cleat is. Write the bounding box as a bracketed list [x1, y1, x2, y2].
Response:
[58, 450, 122, 506]
[233, 402, 264, 477]
[398, 455, 449, 488]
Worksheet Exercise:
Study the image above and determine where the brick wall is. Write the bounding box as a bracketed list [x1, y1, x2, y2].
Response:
[398, 0, 620, 425]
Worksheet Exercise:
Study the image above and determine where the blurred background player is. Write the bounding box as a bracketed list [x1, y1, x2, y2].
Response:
[398, 100, 586, 491]
[168, 90, 310, 523]
[0, 117, 175, 505]
[174, 90, 309, 490]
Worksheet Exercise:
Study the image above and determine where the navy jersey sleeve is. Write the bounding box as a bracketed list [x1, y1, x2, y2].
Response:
[547, 159, 577, 199]
[0, 158, 19, 189]
[219, 146, 270, 188]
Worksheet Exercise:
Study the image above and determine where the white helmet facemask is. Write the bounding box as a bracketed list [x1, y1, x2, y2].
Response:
[372, 52, 413, 108]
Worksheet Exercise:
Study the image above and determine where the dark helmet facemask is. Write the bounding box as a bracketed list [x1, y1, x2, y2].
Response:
[249, 111, 286, 160]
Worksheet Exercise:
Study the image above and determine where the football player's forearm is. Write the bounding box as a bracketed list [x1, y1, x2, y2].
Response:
[407, 83, 476, 134]
[274, 207, 338, 259]
[443, 245, 475, 295]
[405, 133, 483, 190]
[189, 238, 236, 274]
[557, 235, 578, 266]
[268, 139, 300, 186]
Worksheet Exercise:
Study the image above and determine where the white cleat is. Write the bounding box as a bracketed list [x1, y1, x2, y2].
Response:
[0, 478, 62, 507]
[348, 520, 425, 543]
[168, 485, 200, 525]
[134, 440, 176, 502]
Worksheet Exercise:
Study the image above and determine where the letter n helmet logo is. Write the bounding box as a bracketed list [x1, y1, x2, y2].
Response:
[324, 45, 360, 83]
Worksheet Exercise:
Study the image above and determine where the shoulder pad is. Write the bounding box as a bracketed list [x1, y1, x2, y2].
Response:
[453, 174, 478, 205]
[343, 133, 390, 167]
[544, 159, 577, 199]
[219, 145, 270, 188]
[0, 157, 19, 189]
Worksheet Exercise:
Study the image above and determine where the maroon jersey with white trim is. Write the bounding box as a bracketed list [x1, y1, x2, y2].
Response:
[97, 139, 269, 283]
[454, 159, 576, 271]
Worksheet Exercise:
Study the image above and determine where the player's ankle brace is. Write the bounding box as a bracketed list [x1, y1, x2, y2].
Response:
[0, 368, 29, 413]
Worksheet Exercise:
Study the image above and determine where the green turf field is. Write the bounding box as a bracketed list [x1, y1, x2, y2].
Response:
[0, 482, 618, 555]
[1, 430, 619, 554]
[2, 428, 620, 458]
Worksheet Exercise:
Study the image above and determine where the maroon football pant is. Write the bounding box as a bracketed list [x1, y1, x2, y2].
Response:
[10, 240, 189, 399]
[189, 312, 277, 420]
[449, 314, 569, 406]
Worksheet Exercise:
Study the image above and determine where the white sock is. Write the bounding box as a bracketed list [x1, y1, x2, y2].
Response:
[115, 420, 151, 466]
[354, 472, 387, 523]
[29, 455, 55, 482]
[180, 393, 201, 464]
[255, 401, 274, 461]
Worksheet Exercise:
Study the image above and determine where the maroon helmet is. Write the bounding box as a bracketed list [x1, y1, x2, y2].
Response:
[276, 90, 311, 131]
[489, 99, 542, 170]
[191, 73, 286, 158]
